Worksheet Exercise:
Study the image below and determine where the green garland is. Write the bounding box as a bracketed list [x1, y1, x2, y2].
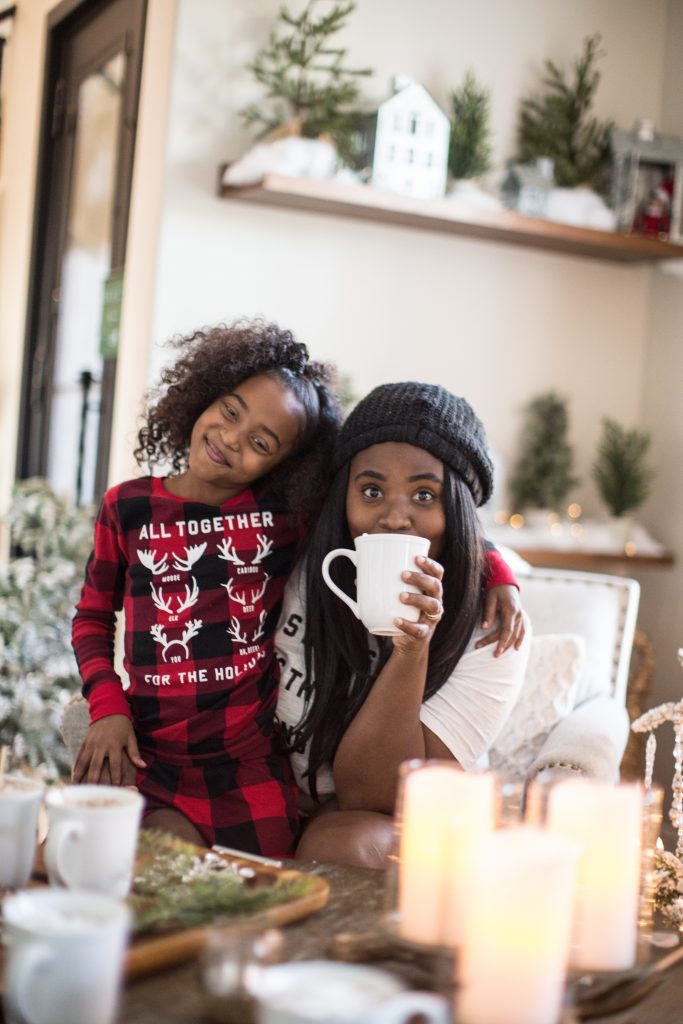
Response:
[129, 832, 314, 935]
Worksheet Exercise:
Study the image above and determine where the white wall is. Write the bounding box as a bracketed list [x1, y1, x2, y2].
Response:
[638, 0, 683, 771]
[152, 0, 665, 517]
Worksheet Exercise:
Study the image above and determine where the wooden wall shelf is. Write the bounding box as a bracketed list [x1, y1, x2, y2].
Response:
[510, 547, 674, 574]
[219, 172, 683, 264]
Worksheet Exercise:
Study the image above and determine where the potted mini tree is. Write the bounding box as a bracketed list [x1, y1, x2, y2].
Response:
[240, 0, 372, 168]
[510, 391, 578, 521]
[592, 418, 653, 546]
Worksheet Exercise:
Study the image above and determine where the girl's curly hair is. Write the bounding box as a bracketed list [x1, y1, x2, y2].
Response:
[135, 319, 342, 524]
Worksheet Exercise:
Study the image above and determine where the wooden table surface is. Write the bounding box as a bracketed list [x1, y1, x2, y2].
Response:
[119, 859, 683, 1024]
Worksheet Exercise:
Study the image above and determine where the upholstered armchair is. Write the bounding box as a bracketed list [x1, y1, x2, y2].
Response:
[488, 548, 640, 783]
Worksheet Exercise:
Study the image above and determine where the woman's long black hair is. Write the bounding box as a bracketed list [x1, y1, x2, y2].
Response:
[290, 462, 487, 800]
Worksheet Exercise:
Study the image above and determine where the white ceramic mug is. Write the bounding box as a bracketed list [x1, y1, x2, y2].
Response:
[254, 961, 449, 1024]
[2, 888, 130, 1024]
[321, 533, 430, 636]
[45, 784, 143, 899]
[0, 775, 45, 889]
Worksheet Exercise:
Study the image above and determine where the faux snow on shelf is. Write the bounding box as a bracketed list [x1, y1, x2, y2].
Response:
[222, 137, 338, 187]
[545, 186, 617, 230]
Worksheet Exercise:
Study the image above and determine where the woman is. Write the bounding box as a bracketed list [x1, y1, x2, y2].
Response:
[276, 382, 530, 866]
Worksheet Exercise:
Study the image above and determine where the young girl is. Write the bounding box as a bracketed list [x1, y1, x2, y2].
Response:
[71, 320, 341, 858]
[275, 381, 530, 867]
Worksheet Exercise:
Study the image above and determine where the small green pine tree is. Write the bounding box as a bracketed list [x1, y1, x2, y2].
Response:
[592, 418, 653, 517]
[510, 392, 578, 511]
[448, 70, 492, 180]
[240, 0, 372, 167]
[516, 34, 612, 188]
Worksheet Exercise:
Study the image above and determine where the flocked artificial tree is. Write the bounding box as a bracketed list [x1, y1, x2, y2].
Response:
[0, 479, 95, 778]
[240, 0, 372, 167]
[592, 418, 653, 518]
[448, 70, 492, 180]
[510, 392, 578, 513]
[516, 34, 612, 188]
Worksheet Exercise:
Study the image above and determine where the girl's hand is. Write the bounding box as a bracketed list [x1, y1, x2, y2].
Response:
[72, 714, 146, 786]
[476, 584, 526, 657]
[391, 554, 444, 655]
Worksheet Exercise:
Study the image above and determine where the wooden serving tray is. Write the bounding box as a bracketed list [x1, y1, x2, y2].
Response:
[125, 847, 329, 979]
[1, 840, 329, 984]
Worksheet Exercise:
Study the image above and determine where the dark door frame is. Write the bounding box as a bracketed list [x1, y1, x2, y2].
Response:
[15, 0, 146, 499]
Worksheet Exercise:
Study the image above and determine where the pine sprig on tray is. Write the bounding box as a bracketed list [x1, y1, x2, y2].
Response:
[129, 831, 313, 935]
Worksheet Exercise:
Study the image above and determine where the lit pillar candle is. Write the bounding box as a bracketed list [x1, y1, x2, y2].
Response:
[457, 827, 578, 1024]
[546, 779, 643, 970]
[397, 763, 495, 946]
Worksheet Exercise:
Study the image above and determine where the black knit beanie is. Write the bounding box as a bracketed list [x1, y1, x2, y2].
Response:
[333, 382, 494, 506]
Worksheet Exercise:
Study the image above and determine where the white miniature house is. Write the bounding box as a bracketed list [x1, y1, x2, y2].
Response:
[371, 77, 450, 200]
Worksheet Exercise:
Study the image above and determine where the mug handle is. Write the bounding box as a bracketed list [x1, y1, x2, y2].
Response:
[370, 992, 450, 1024]
[6, 941, 54, 1024]
[321, 548, 360, 619]
[44, 818, 84, 888]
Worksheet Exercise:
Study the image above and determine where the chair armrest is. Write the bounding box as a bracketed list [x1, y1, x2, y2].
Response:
[526, 694, 629, 783]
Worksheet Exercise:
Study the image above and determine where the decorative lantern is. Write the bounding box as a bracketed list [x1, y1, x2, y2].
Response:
[610, 119, 683, 241]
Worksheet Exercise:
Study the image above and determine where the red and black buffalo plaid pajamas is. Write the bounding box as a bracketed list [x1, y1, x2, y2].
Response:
[72, 476, 301, 857]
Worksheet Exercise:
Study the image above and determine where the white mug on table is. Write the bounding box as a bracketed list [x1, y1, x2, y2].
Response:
[2, 888, 130, 1024]
[0, 774, 44, 889]
[44, 784, 143, 899]
[254, 960, 449, 1024]
[321, 533, 430, 636]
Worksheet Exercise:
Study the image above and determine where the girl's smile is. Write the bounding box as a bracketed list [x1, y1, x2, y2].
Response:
[166, 374, 306, 505]
[345, 442, 446, 559]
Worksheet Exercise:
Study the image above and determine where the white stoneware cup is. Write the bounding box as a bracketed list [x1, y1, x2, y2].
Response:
[254, 961, 449, 1024]
[321, 533, 430, 636]
[0, 775, 45, 889]
[44, 784, 143, 899]
[2, 888, 130, 1024]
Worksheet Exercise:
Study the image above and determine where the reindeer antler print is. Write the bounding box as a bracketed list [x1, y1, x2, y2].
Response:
[252, 534, 273, 565]
[252, 610, 267, 641]
[221, 578, 249, 607]
[250, 574, 270, 604]
[150, 582, 174, 615]
[226, 617, 249, 644]
[138, 549, 169, 575]
[173, 543, 207, 572]
[150, 619, 203, 661]
[217, 538, 245, 565]
[175, 577, 200, 614]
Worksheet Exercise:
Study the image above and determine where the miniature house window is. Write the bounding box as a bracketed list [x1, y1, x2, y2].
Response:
[409, 115, 418, 135]
[394, 113, 402, 132]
